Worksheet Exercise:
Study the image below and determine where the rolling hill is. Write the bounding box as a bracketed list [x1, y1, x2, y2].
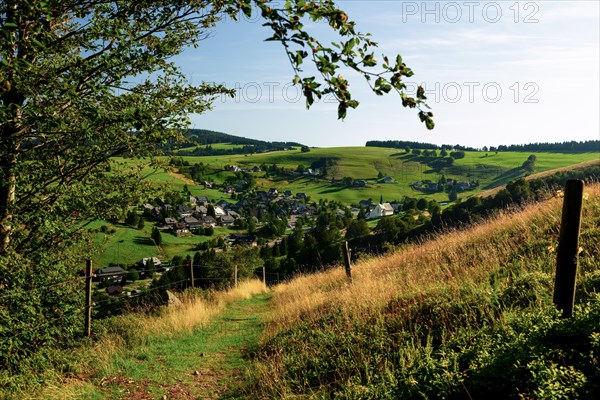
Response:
[248, 183, 600, 398]
[166, 146, 599, 204]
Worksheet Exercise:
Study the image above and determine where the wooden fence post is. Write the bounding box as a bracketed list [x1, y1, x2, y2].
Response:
[189, 261, 195, 289]
[262, 266, 266, 286]
[234, 264, 238, 287]
[343, 241, 352, 282]
[553, 179, 584, 318]
[84, 260, 93, 337]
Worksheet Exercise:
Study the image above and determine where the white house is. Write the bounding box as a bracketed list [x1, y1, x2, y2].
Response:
[214, 206, 226, 217]
[367, 203, 394, 219]
[140, 257, 162, 267]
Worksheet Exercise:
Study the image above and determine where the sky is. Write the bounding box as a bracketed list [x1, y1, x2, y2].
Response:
[175, 1, 600, 148]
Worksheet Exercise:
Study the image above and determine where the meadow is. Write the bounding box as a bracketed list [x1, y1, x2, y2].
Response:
[247, 183, 600, 398]
[15, 181, 599, 400]
[88, 219, 232, 267]
[94, 147, 598, 267]
[167, 146, 599, 204]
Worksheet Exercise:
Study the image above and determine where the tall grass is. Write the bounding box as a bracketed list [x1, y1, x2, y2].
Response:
[4, 279, 268, 400]
[248, 184, 600, 399]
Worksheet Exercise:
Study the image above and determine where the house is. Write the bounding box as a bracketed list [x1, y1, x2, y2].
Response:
[96, 266, 126, 280]
[189, 196, 197, 204]
[182, 216, 202, 231]
[225, 165, 242, 173]
[284, 190, 292, 197]
[296, 193, 307, 199]
[353, 180, 367, 188]
[141, 203, 154, 215]
[251, 166, 261, 173]
[456, 182, 470, 191]
[227, 210, 240, 219]
[426, 183, 440, 192]
[196, 196, 209, 204]
[228, 234, 258, 246]
[173, 222, 190, 235]
[164, 217, 177, 227]
[380, 176, 395, 184]
[268, 188, 278, 197]
[176, 204, 192, 218]
[194, 205, 208, 216]
[213, 206, 226, 217]
[216, 200, 231, 210]
[359, 199, 373, 209]
[390, 202, 403, 213]
[200, 215, 217, 227]
[220, 215, 235, 226]
[367, 203, 394, 219]
[140, 257, 162, 267]
[287, 215, 298, 229]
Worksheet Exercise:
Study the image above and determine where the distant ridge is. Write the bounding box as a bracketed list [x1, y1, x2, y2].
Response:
[165, 129, 305, 156]
[184, 129, 303, 147]
[366, 139, 600, 153]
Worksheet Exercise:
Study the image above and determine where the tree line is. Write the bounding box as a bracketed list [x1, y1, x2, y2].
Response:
[366, 140, 599, 153]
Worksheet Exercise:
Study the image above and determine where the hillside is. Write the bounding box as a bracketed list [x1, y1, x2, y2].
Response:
[167, 129, 304, 156]
[247, 183, 600, 398]
[11, 185, 600, 399]
[477, 158, 600, 198]
[91, 149, 598, 267]
[167, 146, 599, 204]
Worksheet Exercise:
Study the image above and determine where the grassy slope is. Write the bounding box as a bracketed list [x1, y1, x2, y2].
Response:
[478, 158, 600, 198]
[168, 147, 599, 204]
[89, 219, 233, 267]
[27, 281, 269, 400]
[90, 293, 271, 399]
[95, 149, 597, 266]
[16, 186, 599, 399]
[247, 184, 600, 399]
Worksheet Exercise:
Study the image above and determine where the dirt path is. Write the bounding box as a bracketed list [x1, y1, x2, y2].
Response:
[96, 293, 271, 400]
[168, 170, 196, 186]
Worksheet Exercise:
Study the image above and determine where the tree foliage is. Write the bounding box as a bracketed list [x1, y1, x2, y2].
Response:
[0, 0, 433, 369]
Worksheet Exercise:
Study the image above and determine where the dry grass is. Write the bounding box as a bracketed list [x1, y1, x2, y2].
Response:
[28, 280, 268, 400]
[265, 184, 600, 337]
[136, 279, 268, 338]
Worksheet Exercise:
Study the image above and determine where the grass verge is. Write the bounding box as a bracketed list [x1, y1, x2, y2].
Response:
[3, 280, 269, 400]
[245, 184, 600, 399]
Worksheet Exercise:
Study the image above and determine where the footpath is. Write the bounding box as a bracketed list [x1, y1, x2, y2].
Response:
[93, 292, 271, 400]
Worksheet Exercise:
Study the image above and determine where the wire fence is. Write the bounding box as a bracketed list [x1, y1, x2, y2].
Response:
[77, 260, 294, 336]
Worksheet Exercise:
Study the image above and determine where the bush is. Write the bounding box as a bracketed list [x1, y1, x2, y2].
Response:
[0, 252, 82, 372]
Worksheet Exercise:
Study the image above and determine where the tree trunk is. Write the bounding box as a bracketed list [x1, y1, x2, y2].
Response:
[0, 93, 24, 254]
[0, 134, 20, 254]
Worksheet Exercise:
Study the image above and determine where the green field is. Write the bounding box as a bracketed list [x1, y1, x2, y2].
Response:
[89, 218, 234, 267]
[161, 146, 599, 204]
[172, 142, 246, 154]
[96, 146, 597, 267]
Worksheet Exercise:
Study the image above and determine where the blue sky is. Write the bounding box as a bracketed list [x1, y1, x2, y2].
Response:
[176, 1, 599, 148]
